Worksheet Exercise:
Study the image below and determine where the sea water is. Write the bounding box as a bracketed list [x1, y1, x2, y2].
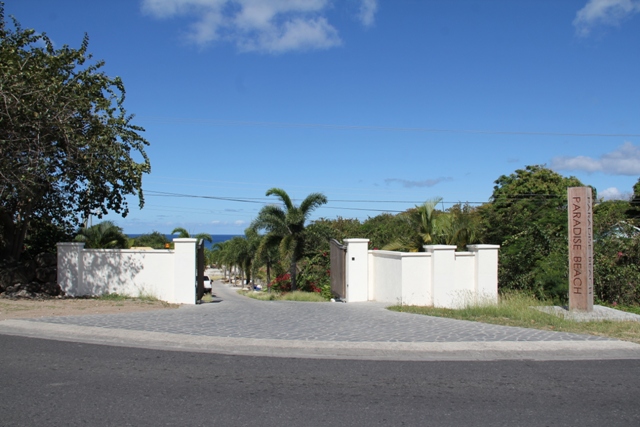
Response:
[127, 234, 241, 250]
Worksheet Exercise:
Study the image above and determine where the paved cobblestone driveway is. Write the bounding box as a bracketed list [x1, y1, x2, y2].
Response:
[27, 282, 609, 343]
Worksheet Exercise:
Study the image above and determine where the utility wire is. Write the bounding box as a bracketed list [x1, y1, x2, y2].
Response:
[145, 189, 583, 209]
[137, 117, 640, 138]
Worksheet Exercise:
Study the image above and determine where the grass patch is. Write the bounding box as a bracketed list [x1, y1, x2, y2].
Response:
[239, 290, 327, 302]
[388, 292, 640, 344]
[96, 293, 159, 303]
[601, 304, 640, 316]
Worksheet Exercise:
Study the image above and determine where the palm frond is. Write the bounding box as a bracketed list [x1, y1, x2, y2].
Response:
[266, 188, 294, 210]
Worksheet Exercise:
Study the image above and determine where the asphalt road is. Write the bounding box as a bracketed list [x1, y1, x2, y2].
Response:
[2, 335, 640, 427]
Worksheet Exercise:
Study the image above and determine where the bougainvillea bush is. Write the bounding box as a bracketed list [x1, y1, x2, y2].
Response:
[268, 273, 291, 293]
[297, 251, 332, 300]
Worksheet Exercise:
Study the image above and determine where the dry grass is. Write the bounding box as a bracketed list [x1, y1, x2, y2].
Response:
[0, 296, 179, 320]
[388, 293, 640, 344]
[238, 290, 327, 302]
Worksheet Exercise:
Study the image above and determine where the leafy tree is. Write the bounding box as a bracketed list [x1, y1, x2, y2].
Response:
[132, 231, 169, 249]
[479, 165, 584, 299]
[593, 201, 635, 237]
[437, 203, 482, 251]
[358, 213, 414, 249]
[251, 188, 327, 291]
[594, 234, 640, 305]
[382, 198, 444, 252]
[0, 6, 150, 261]
[73, 221, 128, 249]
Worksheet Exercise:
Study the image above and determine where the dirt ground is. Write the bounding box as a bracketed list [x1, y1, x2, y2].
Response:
[0, 297, 179, 321]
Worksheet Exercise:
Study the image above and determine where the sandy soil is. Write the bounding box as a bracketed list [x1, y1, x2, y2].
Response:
[0, 297, 179, 321]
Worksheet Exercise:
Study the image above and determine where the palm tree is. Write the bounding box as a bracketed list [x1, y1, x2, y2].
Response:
[210, 240, 232, 281]
[383, 199, 481, 252]
[438, 203, 481, 250]
[382, 198, 443, 252]
[242, 227, 263, 285]
[74, 221, 128, 249]
[226, 236, 249, 285]
[251, 188, 327, 291]
[171, 227, 213, 244]
[253, 233, 280, 291]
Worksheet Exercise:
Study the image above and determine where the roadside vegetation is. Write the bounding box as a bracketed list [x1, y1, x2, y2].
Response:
[389, 292, 640, 344]
[60, 168, 640, 316]
[238, 290, 327, 302]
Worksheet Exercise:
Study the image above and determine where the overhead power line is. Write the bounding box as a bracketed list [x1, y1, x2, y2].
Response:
[145, 190, 585, 209]
[137, 117, 640, 138]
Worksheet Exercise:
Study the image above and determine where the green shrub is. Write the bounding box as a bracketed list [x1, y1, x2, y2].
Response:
[594, 236, 640, 306]
[297, 251, 332, 300]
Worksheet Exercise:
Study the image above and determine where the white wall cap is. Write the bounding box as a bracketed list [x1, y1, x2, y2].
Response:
[423, 245, 457, 251]
[467, 244, 500, 250]
[455, 252, 474, 257]
[344, 238, 370, 243]
[57, 242, 85, 247]
[172, 238, 197, 243]
[400, 252, 431, 258]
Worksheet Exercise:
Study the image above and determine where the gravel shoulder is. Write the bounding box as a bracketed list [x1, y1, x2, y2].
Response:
[0, 297, 179, 321]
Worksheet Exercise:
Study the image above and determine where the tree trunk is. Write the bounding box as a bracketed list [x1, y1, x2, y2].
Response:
[266, 262, 271, 293]
[290, 261, 297, 291]
[0, 217, 30, 263]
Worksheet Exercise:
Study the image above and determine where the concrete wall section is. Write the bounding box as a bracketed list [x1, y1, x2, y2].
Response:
[400, 252, 431, 306]
[452, 252, 475, 308]
[57, 239, 197, 305]
[369, 250, 403, 304]
[81, 249, 174, 301]
[468, 244, 500, 304]
[341, 241, 499, 309]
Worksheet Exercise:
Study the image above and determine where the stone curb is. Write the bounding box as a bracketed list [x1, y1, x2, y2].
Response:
[1, 319, 640, 361]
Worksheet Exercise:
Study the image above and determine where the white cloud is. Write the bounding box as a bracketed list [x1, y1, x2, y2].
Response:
[239, 17, 340, 53]
[141, 0, 377, 52]
[574, 0, 640, 37]
[358, 0, 378, 27]
[385, 177, 453, 188]
[599, 187, 632, 200]
[234, 220, 247, 226]
[551, 142, 640, 175]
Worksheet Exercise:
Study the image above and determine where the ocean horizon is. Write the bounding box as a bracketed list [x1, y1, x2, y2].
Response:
[127, 234, 241, 250]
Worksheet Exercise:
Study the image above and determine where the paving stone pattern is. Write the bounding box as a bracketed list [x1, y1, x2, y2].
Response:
[28, 282, 610, 343]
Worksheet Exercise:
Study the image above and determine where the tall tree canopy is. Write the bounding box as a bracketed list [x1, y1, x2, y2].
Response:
[479, 165, 585, 299]
[0, 5, 150, 261]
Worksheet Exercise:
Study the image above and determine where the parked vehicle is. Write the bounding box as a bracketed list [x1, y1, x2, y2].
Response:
[197, 275, 212, 293]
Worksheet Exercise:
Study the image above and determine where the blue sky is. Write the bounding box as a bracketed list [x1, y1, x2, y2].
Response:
[7, 0, 640, 234]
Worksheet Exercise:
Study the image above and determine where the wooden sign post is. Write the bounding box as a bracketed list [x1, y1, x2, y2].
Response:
[568, 187, 593, 312]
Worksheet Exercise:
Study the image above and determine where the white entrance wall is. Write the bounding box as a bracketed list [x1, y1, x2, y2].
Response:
[57, 238, 197, 304]
[343, 239, 499, 309]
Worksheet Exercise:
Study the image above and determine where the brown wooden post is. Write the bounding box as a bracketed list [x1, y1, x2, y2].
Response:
[568, 187, 593, 312]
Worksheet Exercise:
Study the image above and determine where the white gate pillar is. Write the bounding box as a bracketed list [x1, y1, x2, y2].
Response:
[425, 245, 458, 308]
[173, 238, 197, 304]
[468, 244, 500, 304]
